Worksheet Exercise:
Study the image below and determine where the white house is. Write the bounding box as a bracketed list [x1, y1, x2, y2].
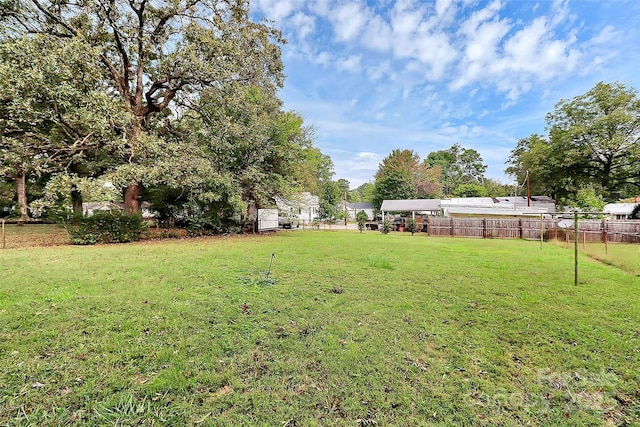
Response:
[604, 203, 638, 220]
[83, 201, 123, 216]
[345, 202, 375, 220]
[275, 192, 320, 225]
[82, 201, 157, 220]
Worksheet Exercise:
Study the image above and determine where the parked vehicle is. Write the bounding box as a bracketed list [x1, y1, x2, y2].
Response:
[278, 213, 300, 229]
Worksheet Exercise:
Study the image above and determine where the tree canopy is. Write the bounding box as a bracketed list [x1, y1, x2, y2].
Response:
[1, 0, 287, 216]
[507, 81, 640, 203]
[371, 149, 442, 210]
[424, 143, 487, 196]
[1, 0, 327, 227]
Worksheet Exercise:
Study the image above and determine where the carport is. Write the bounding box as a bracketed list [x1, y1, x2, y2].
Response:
[380, 199, 442, 222]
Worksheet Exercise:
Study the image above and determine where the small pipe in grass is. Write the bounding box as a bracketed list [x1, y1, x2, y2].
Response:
[265, 253, 275, 280]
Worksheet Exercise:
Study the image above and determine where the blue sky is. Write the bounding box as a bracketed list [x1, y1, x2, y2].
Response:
[250, 0, 640, 189]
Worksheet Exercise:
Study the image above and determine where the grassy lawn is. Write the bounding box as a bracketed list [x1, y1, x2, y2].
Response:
[571, 242, 640, 276]
[1, 231, 639, 425]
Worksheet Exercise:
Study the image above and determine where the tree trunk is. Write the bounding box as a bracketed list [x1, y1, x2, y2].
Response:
[122, 117, 143, 215]
[15, 168, 29, 221]
[124, 184, 141, 214]
[71, 185, 83, 217]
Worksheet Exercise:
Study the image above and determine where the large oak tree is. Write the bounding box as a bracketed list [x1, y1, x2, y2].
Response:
[507, 81, 640, 202]
[3, 0, 284, 213]
[0, 34, 127, 220]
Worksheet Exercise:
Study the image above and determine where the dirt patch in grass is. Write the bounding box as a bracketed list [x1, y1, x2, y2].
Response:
[1, 223, 70, 249]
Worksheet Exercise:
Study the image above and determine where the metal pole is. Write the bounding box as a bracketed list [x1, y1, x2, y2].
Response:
[526, 170, 531, 207]
[540, 214, 543, 250]
[265, 253, 275, 280]
[574, 211, 578, 286]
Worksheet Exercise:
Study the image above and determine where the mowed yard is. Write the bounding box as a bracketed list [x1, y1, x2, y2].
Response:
[1, 230, 639, 425]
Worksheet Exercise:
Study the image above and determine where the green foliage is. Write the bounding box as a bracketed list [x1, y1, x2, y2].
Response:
[482, 178, 511, 197]
[373, 149, 442, 206]
[67, 212, 145, 245]
[184, 214, 241, 237]
[356, 210, 368, 233]
[350, 182, 374, 203]
[372, 171, 416, 211]
[573, 187, 606, 212]
[318, 180, 343, 219]
[1, 0, 293, 219]
[425, 144, 487, 196]
[294, 144, 334, 195]
[508, 82, 640, 202]
[453, 183, 488, 197]
[406, 218, 418, 235]
[381, 219, 392, 234]
[630, 204, 640, 220]
[0, 34, 129, 219]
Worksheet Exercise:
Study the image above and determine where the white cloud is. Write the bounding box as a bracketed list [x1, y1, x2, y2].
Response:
[252, 0, 299, 22]
[361, 15, 393, 52]
[331, 2, 368, 42]
[314, 51, 332, 67]
[436, 0, 456, 21]
[337, 55, 362, 73]
[586, 25, 619, 46]
[366, 60, 394, 82]
[290, 12, 316, 40]
[253, 0, 636, 185]
[549, 0, 574, 27]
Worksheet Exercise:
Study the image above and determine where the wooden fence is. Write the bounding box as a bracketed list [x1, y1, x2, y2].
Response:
[424, 217, 640, 243]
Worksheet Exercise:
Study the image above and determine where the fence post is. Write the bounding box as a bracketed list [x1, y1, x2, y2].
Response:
[450, 217, 454, 237]
[2, 219, 5, 249]
[574, 211, 579, 286]
[482, 218, 487, 238]
[518, 218, 523, 239]
[427, 216, 431, 236]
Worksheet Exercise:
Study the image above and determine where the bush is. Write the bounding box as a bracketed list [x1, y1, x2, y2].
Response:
[381, 219, 392, 234]
[631, 204, 640, 220]
[356, 210, 368, 233]
[184, 215, 241, 237]
[67, 212, 145, 245]
[407, 218, 418, 235]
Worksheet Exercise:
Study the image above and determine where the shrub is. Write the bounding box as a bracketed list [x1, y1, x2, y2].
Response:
[356, 210, 368, 233]
[184, 214, 241, 237]
[67, 212, 145, 245]
[381, 219, 392, 234]
[407, 218, 418, 235]
[631, 204, 640, 220]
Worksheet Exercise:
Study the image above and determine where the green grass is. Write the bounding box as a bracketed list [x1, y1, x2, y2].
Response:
[1, 231, 639, 425]
[570, 241, 640, 276]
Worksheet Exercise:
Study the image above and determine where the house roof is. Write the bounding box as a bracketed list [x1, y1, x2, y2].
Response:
[83, 201, 123, 211]
[443, 206, 550, 216]
[604, 203, 637, 215]
[275, 192, 319, 210]
[346, 202, 374, 210]
[380, 199, 441, 212]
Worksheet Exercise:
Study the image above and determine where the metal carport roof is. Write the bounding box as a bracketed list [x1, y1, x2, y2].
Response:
[380, 199, 441, 212]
